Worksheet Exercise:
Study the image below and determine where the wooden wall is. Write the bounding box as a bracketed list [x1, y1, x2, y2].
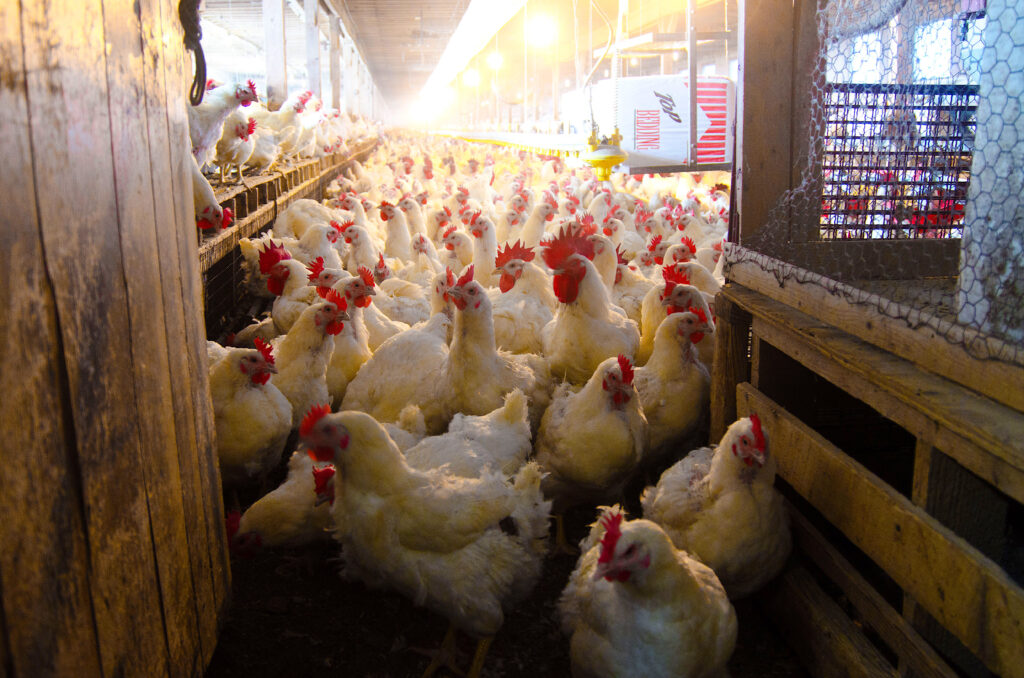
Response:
[0, 0, 228, 675]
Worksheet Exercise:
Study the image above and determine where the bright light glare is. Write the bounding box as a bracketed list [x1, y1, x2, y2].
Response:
[527, 15, 557, 47]
[463, 69, 481, 87]
[487, 51, 504, 70]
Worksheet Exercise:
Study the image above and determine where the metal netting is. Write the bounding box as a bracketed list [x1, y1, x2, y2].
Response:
[730, 0, 1023, 361]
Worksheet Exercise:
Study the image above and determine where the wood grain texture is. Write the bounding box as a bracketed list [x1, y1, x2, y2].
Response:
[106, 0, 208, 673]
[0, 1, 103, 674]
[758, 565, 899, 678]
[788, 0, 826, 243]
[20, 0, 171, 674]
[723, 283, 1024, 504]
[739, 384, 1024, 677]
[736, 0, 794, 246]
[168, 16, 232, 638]
[726, 253, 1024, 412]
[160, 10, 229, 663]
[789, 505, 959, 678]
[710, 287, 751, 441]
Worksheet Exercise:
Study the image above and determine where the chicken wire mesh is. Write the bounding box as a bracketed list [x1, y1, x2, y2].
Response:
[729, 0, 1024, 362]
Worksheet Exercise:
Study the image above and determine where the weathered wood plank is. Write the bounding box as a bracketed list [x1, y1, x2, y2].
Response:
[21, 0, 170, 673]
[736, 0, 794, 246]
[724, 284, 1024, 504]
[758, 565, 899, 678]
[789, 505, 959, 678]
[725, 249, 1024, 412]
[122, 0, 208, 673]
[788, 0, 826, 243]
[0, 1, 102, 673]
[710, 287, 751, 441]
[160, 12, 229, 663]
[738, 383, 1024, 677]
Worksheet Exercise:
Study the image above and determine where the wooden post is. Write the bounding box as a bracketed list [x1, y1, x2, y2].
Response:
[735, 0, 795, 247]
[710, 286, 752, 441]
[263, 0, 287, 110]
[305, 0, 321, 98]
[329, 17, 341, 110]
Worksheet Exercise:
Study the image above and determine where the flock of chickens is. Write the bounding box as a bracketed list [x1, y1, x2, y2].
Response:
[198, 91, 792, 677]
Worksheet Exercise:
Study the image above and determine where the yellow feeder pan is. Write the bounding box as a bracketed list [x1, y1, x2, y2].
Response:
[581, 128, 627, 181]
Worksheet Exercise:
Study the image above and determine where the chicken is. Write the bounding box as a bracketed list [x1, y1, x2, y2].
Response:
[404, 388, 532, 478]
[490, 241, 554, 355]
[214, 111, 256, 184]
[641, 414, 792, 599]
[191, 153, 233, 231]
[535, 355, 647, 548]
[432, 268, 553, 434]
[558, 506, 737, 678]
[207, 339, 292, 486]
[300, 407, 551, 678]
[636, 266, 709, 366]
[232, 450, 334, 550]
[341, 270, 454, 423]
[272, 291, 349, 427]
[325, 273, 374, 408]
[633, 311, 712, 467]
[541, 226, 640, 384]
[189, 80, 259, 167]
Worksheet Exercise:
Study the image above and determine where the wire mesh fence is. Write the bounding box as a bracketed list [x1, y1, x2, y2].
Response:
[730, 0, 1023, 360]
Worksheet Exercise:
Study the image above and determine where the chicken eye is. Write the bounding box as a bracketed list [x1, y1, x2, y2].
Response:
[624, 544, 636, 556]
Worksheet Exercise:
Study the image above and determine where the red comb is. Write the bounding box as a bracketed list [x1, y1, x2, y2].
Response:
[456, 265, 475, 287]
[713, 239, 724, 252]
[647, 235, 663, 252]
[221, 208, 233, 229]
[253, 337, 274, 365]
[246, 117, 257, 137]
[258, 242, 291, 274]
[246, 80, 257, 99]
[443, 205, 452, 217]
[443, 225, 457, 239]
[689, 306, 709, 325]
[662, 265, 691, 287]
[380, 200, 393, 208]
[750, 413, 765, 450]
[298, 90, 313, 105]
[495, 241, 535, 268]
[541, 225, 595, 269]
[307, 257, 325, 281]
[470, 211, 482, 226]
[579, 213, 595, 226]
[598, 511, 624, 565]
[324, 288, 347, 311]
[617, 354, 634, 385]
[205, 79, 217, 91]
[358, 266, 375, 287]
[299, 403, 331, 441]
[680, 236, 697, 254]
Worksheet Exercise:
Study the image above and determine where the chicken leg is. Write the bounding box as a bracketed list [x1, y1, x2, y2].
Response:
[466, 636, 494, 678]
[419, 623, 462, 678]
[552, 514, 579, 555]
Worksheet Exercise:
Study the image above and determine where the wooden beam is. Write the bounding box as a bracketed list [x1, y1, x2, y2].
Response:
[738, 384, 1024, 677]
[757, 565, 899, 678]
[724, 284, 1024, 504]
[725, 247, 1024, 412]
[305, 0, 321, 98]
[710, 287, 752, 441]
[329, 16, 341, 110]
[736, 0, 794, 245]
[0, 0, 103, 671]
[789, 505, 959, 678]
[263, 0, 287, 109]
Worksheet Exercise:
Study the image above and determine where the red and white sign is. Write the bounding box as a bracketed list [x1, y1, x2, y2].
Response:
[563, 74, 735, 167]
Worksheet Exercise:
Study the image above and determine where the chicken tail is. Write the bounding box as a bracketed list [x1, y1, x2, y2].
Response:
[395, 404, 427, 437]
[510, 461, 553, 555]
[499, 388, 528, 428]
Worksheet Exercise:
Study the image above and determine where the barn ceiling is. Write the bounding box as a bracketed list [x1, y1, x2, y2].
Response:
[338, 0, 471, 105]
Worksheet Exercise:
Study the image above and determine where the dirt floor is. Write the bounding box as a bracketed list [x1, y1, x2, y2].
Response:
[206, 502, 808, 678]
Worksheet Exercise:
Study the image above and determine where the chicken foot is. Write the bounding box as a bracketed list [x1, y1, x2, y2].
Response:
[416, 623, 465, 678]
[551, 514, 579, 556]
[465, 636, 494, 678]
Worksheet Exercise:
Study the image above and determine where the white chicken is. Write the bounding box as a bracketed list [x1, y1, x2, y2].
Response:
[641, 414, 792, 599]
[559, 506, 737, 678]
[300, 407, 552, 678]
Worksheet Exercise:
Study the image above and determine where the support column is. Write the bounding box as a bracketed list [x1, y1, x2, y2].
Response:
[263, 0, 287, 110]
[305, 0, 321, 98]
[329, 18, 341, 110]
